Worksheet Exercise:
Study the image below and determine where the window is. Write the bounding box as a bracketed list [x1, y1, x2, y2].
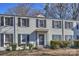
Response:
[5, 17, 13, 26]
[65, 22, 73, 29]
[52, 20, 61, 28]
[77, 35, 79, 40]
[18, 18, 29, 27]
[0, 16, 4, 26]
[65, 35, 73, 41]
[36, 19, 46, 28]
[5, 34, 13, 44]
[52, 35, 61, 40]
[18, 34, 29, 44]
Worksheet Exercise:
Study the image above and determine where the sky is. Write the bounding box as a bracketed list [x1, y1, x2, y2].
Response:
[0, 3, 44, 14]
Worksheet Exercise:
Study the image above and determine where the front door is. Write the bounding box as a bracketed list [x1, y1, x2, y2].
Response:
[39, 34, 44, 46]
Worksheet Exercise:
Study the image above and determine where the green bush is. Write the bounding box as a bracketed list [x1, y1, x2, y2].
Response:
[74, 41, 79, 48]
[6, 48, 10, 51]
[50, 40, 70, 49]
[11, 44, 17, 51]
[60, 41, 70, 48]
[50, 41, 61, 49]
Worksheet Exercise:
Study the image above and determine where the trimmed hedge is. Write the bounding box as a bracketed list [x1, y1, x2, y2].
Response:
[50, 40, 70, 49]
[74, 41, 79, 48]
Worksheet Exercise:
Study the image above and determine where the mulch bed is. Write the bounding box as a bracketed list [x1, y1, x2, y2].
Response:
[0, 48, 79, 56]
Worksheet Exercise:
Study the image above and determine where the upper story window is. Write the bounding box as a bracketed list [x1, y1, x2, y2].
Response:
[18, 18, 29, 27]
[0, 17, 13, 26]
[65, 22, 73, 29]
[52, 20, 61, 28]
[36, 19, 46, 28]
[5, 17, 13, 26]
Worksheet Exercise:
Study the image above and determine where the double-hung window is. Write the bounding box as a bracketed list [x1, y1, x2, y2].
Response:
[36, 19, 46, 28]
[5, 34, 13, 44]
[18, 34, 29, 45]
[5, 17, 13, 26]
[18, 18, 29, 27]
[52, 20, 61, 28]
[52, 35, 62, 40]
[65, 22, 73, 29]
[65, 35, 73, 41]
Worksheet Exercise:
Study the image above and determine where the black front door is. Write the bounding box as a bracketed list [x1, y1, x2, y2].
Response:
[39, 34, 44, 46]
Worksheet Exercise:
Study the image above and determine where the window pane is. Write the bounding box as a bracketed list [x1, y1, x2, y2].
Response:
[37, 19, 46, 28]
[52, 35, 61, 40]
[65, 22, 73, 29]
[65, 35, 73, 40]
[52, 21, 61, 28]
[5, 17, 13, 26]
[22, 19, 27, 26]
[5, 34, 13, 44]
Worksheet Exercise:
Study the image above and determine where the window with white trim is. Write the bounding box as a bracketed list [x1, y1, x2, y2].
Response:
[65, 22, 73, 29]
[36, 19, 46, 28]
[5, 17, 13, 26]
[65, 35, 73, 41]
[18, 18, 29, 27]
[18, 34, 29, 45]
[52, 20, 61, 28]
[5, 34, 13, 44]
[52, 35, 62, 40]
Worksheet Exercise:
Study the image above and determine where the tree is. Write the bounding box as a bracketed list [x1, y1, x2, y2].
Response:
[44, 3, 75, 20]
[5, 3, 43, 17]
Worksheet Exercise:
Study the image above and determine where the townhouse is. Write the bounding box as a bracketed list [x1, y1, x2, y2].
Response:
[0, 14, 79, 49]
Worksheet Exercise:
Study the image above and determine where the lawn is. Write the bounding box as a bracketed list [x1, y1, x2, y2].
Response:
[0, 48, 79, 56]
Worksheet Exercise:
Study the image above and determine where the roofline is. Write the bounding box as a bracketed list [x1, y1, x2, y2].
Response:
[0, 14, 78, 21]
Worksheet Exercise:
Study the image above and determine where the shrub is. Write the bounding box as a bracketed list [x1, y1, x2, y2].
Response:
[28, 43, 33, 50]
[50, 40, 61, 49]
[60, 41, 70, 48]
[74, 41, 79, 48]
[11, 44, 17, 51]
[50, 40, 70, 49]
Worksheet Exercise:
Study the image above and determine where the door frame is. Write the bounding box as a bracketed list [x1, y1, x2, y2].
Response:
[37, 32, 47, 47]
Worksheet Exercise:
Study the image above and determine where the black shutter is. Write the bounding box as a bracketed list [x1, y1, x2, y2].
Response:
[44, 20, 46, 28]
[1, 17, 4, 26]
[18, 34, 21, 45]
[18, 18, 21, 26]
[52, 20, 54, 28]
[1, 34, 4, 47]
[27, 35, 29, 45]
[11, 17, 13, 26]
[36, 19, 38, 27]
[27, 18, 29, 27]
